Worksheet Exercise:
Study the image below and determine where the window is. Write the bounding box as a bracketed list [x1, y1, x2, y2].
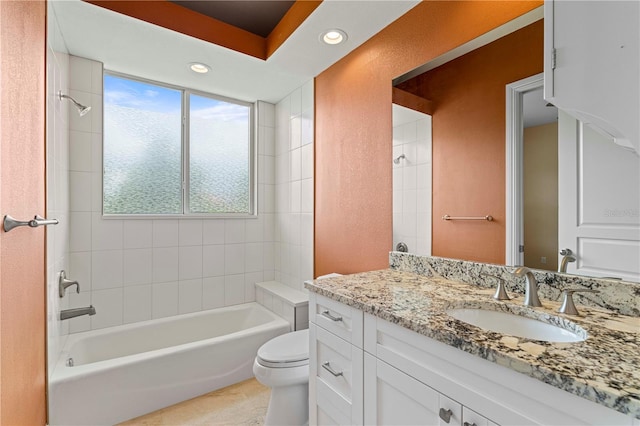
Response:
[103, 73, 254, 216]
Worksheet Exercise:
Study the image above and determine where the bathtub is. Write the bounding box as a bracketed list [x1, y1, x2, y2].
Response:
[49, 302, 290, 425]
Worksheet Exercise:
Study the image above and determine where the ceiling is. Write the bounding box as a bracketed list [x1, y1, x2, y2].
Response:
[169, 1, 296, 38]
[50, 0, 420, 104]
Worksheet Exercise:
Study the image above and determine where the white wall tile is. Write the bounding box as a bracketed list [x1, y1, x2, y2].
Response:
[289, 88, 301, 117]
[245, 216, 264, 243]
[91, 288, 123, 329]
[202, 245, 225, 277]
[91, 172, 102, 212]
[123, 248, 152, 286]
[290, 116, 301, 150]
[123, 285, 152, 324]
[202, 220, 225, 245]
[90, 94, 102, 134]
[290, 147, 301, 181]
[224, 219, 245, 244]
[69, 251, 92, 292]
[245, 243, 264, 273]
[263, 214, 275, 242]
[224, 274, 245, 306]
[153, 220, 179, 247]
[301, 144, 313, 179]
[70, 212, 91, 252]
[91, 213, 123, 250]
[179, 246, 203, 280]
[262, 127, 275, 156]
[91, 250, 123, 290]
[91, 133, 102, 172]
[224, 244, 245, 275]
[123, 220, 153, 249]
[68, 90, 92, 133]
[152, 281, 178, 319]
[301, 80, 313, 114]
[301, 178, 313, 214]
[301, 110, 313, 146]
[69, 131, 92, 172]
[179, 220, 203, 246]
[91, 61, 103, 95]
[403, 166, 417, 191]
[244, 272, 262, 302]
[202, 276, 225, 310]
[290, 180, 301, 214]
[69, 56, 92, 92]
[70, 171, 92, 211]
[179, 279, 202, 314]
[152, 247, 179, 283]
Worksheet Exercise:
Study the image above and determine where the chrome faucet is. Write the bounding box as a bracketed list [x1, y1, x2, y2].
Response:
[511, 266, 542, 307]
[60, 305, 96, 320]
[558, 248, 576, 273]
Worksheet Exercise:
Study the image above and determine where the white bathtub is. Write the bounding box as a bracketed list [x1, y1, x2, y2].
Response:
[49, 302, 290, 425]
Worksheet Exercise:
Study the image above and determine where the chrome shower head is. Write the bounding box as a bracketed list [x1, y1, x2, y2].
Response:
[58, 91, 91, 116]
[393, 154, 406, 164]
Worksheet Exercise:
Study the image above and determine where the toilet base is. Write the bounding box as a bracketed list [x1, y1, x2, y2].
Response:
[264, 382, 308, 426]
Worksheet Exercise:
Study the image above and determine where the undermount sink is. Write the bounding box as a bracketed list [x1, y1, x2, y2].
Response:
[446, 307, 587, 343]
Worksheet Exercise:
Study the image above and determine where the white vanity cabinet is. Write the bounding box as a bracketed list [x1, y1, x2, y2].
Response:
[309, 293, 636, 426]
[309, 293, 364, 425]
[544, 0, 639, 153]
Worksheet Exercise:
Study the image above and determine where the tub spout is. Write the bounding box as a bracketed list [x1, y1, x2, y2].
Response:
[60, 305, 96, 320]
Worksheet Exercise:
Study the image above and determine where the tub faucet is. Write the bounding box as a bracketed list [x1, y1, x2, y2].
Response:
[60, 305, 96, 320]
[511, 266, 542, 307]
[558, 248, 577, 273]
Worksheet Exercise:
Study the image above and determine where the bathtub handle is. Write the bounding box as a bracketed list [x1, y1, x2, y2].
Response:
[321, 310, 343, 322]
[322, 362, 343, 377]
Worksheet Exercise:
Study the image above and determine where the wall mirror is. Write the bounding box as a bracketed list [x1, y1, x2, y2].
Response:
[391, 9, 640, 283]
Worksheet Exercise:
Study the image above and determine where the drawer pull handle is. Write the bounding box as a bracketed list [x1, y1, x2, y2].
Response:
[322, 362, 343, 377]
[321, 310, 343, 322]
[463, 422, 477, 426]
[439, 408, 453, 423]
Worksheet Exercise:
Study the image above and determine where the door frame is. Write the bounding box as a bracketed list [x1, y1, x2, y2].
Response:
[505, 73, 544, 266]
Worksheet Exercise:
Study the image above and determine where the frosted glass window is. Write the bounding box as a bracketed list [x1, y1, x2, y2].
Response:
[189, 94, 251, 213]
[103, 73, 254, 216]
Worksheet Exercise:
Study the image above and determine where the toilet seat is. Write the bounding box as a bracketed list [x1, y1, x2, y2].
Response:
[256, 329, 309, 368]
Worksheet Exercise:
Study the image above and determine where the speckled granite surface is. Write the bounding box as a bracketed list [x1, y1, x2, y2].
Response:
[390, 252, 640, 316]
[305, 265, 640, 419]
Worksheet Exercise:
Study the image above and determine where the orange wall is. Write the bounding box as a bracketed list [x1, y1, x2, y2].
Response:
[315, 1, 542, 276]
[398, 21, 543, 264]
[0, 1, 47, 424]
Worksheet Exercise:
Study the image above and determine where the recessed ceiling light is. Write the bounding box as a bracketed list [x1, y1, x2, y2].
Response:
[189, 62, 210, 74]
[321, 29, 347, 45]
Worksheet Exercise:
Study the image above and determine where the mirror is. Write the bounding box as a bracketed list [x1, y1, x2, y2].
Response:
[391, 17, 640, 283]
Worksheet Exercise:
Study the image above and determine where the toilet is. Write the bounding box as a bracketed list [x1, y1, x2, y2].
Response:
[253, 329, 309, 426]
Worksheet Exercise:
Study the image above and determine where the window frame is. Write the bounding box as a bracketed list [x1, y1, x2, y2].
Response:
[102, 71, 256, 219]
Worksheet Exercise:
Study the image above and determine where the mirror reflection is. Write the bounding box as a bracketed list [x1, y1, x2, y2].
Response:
[392, 18, 639, 282]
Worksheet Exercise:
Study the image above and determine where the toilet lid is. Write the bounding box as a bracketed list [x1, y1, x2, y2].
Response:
[257, 329, 309, 368]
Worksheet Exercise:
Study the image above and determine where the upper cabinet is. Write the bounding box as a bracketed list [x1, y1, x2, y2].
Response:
[544, 0, 639, 154]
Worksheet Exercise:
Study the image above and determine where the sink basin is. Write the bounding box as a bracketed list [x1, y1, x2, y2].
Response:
[446, 308, 586, 343]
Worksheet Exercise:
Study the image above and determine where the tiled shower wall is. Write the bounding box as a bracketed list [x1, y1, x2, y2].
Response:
[274, 83, 314, 291]
[66, 56, 285, 332]
[392, 106, 432, 256]
[46, 3, 71, 375]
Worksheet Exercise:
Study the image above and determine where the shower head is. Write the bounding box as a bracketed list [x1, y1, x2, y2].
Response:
[58, 92, 91, 116]
[393, 154, 406, 164]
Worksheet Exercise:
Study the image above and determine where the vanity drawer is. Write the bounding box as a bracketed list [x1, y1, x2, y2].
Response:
[310, 293, 363, 347]
[309, 323, 364, 425]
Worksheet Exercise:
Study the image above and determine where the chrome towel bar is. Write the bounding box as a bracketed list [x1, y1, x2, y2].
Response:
[442, 215, 493, 221]
[3, 214, 59, 232]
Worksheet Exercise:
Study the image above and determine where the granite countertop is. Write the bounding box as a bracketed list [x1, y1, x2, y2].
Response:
[305, 269, 640, 419]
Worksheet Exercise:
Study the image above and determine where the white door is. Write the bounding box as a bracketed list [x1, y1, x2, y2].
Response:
[558, 110, 640, 281]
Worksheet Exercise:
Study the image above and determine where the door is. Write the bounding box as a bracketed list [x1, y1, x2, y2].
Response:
[0, 1, 48, 424]
[558, 110, 640, 281]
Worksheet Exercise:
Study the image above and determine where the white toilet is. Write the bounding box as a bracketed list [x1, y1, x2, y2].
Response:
[253, 329, 309, 426]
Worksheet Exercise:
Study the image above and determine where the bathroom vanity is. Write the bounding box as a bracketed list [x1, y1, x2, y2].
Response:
[306, 256, 639, 425]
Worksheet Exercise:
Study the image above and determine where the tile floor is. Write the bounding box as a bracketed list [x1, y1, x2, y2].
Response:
[118, 378, 270, 425]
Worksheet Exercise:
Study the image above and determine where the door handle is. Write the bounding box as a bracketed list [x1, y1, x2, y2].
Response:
[3, 215, 59, 232]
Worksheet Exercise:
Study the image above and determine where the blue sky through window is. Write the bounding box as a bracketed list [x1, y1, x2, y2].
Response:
[104, 74, 181, 114]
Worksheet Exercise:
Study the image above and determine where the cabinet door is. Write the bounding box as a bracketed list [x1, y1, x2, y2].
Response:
[544, 0, 639, 153]
[364, 353, 462, 426]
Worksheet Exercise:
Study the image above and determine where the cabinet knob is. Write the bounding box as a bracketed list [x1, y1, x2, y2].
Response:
[439, 408, 453, 423]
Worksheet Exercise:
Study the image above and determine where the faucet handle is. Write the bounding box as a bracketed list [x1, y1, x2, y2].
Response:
[558, 289, 600, 316]
[59, 270, 80, 298]
[481, 273, 510, 301]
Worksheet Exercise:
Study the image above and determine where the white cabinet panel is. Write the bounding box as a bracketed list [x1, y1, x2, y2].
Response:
[544, 0, 639, 153]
